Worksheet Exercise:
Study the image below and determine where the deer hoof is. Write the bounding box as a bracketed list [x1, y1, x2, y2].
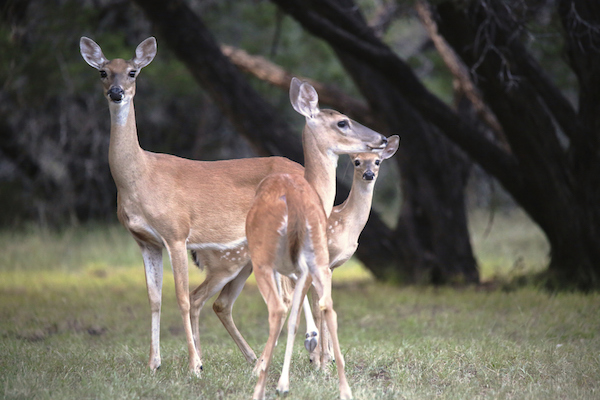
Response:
[304, 331, 318, 352]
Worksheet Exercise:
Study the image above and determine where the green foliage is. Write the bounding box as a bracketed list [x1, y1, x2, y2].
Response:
[1, 216, 598, 399]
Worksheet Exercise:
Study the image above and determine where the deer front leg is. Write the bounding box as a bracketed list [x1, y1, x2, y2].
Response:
[166, 241, 202, 375]
[140, 244, 163, 372]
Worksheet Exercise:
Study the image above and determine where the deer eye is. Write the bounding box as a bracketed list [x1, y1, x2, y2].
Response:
[337, 120, 349, 129]
[354, 159, 360, 166]
[99, 70, 108, 79]
[375, 160, 381, 166]
[129, 70, 137, 78]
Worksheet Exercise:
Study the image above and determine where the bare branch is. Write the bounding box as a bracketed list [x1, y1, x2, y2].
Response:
[415, 0, 509, 151]
[220, 44, 374, 126]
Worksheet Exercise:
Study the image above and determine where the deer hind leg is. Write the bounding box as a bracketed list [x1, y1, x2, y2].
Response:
[308, 287, 334, 369]
[165, 241, 202, 376]
[276, 267, 311, 395]
[311, 265, 353, 400]
[305, 288, 335, 370]
[252, 266, 287, 400]
[189, 263, 241, 364]
[303, 287, 319, 356]
[212, 262, 257, 364]
[139, 244, 164, 372]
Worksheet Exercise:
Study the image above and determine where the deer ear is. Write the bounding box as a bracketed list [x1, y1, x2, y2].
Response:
[80, 37, 108, 70]
[289, 77, 319, 119]
[381, 135, 400, 159]
[133, 37, 157, 69]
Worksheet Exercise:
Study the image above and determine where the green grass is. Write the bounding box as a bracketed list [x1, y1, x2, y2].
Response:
[1, 213, 598, 399]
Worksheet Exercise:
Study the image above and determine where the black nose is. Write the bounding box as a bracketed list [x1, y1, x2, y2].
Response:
[108, 87, 124, 102]
[363, 170, 375, 181]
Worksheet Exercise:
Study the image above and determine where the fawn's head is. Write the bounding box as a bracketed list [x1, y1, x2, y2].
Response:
[80, 37, 156, 105]
[349, 135, 400, 182]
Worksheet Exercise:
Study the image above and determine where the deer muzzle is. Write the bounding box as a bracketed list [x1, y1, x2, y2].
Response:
[107, 87, 125, 103]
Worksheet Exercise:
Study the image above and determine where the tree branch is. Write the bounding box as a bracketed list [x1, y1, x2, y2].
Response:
[271, 0, 521, 192]
[415, 0, 508, 151]
[220, 44, 374, 125]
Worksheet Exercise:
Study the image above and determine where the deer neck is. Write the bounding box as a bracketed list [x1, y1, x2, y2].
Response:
[302, 126, 339, 217]
[337, 178, 375, 237]
[108, 99, 146, 191]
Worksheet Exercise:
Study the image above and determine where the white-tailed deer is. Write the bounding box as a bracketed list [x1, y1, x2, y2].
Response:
[246, 77, 388, 400]
[189, 138, 401, 369]
[302, 136, 400, 367]
[79, 36, 304, 375]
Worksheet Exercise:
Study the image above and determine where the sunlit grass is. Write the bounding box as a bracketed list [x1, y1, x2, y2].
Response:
[0, 224, 141, 272]
[1, 212, 598, 399]
[469, 208, 550, 282]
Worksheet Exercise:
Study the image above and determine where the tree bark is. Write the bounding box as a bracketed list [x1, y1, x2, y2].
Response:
[225, 13, 480, 283]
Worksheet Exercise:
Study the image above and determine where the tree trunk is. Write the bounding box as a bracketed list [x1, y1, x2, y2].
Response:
[337, 52, 478, 284]
[435, 0, 600, 289]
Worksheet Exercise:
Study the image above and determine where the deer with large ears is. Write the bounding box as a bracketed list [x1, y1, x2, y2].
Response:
[79, 36, 304, 375]
[302, 136, 400, 367]
[246, 77, 388, 400]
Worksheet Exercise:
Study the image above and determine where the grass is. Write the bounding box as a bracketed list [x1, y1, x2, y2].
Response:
[1, 212, 599, 399]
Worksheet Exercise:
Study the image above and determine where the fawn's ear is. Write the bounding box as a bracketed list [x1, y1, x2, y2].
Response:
[289, 77, 319, 119]
[80, 37, 108, 70]
[133, 37, 157, 69]
[381, 135, 400, 160]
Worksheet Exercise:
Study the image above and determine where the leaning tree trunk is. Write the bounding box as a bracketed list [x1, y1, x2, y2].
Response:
[435, 0, 600, 289]
[336, 51, 478, 284]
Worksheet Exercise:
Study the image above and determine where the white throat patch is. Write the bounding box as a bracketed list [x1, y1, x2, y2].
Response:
[109, 100, 131, 126]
